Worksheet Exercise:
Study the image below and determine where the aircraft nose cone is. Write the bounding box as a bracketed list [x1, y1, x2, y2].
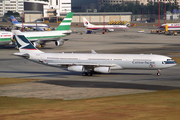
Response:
[171, 61, 177, 67]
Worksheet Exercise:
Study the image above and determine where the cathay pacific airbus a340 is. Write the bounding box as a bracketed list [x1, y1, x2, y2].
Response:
[12, 30, 177, 76]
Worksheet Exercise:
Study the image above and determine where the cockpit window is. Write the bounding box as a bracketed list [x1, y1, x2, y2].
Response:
[167, 59, 173, 61]
[163, 59, 177, 64]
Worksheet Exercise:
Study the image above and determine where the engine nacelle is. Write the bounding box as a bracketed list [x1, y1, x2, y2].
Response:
[68, 66, 84, 72]
[108, 29, 114, 32]
[94, 67, 111, 73]
[55, 39, 64, 46]
[32, 42, 40, 47]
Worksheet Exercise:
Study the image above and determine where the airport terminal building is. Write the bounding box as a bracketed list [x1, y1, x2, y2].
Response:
[0, 0, 24, 17]
[0, 0, 71, 17]
[0, 0, 131, 23]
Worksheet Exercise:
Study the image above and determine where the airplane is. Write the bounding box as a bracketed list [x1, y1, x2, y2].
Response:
[0, 12, 73, 47]
[11, 15, 50, 30]
[12, 30, 177, 76]
[83, 17, 129, 32]
[0, 31, 13, 46]
[158, 23, 180, 31]
[158, 23, 180, 35]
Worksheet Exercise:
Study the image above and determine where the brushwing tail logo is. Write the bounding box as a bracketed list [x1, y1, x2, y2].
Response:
[85, 21, 88, 25]
[16, 35, 29, 49]
[14, 34, 37, 50]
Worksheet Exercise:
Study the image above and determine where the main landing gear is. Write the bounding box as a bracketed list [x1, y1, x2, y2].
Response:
[157, 69, 161, 76]
[82, 72, 93, 76]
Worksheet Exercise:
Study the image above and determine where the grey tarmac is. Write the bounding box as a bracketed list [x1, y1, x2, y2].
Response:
[0, 26, 180, 100]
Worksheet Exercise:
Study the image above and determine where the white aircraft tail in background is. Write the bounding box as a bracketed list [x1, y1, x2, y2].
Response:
[13, 30, 177, 76]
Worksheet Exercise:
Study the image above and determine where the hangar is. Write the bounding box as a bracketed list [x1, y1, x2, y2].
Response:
[60, 12, 132, 23]
[24, 11, 132, 23]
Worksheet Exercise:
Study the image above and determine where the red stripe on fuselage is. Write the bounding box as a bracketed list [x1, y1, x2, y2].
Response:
[23, 49, 38, 50]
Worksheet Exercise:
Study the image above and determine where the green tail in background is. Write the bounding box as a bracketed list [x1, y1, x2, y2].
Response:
[55, 12, 73, 31]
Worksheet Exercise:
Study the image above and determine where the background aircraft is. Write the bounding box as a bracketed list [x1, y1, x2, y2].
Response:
[83, 17, 129, 32]
[0, 12, 73, 47]
[13, 30, 177, 76]
[158, 23, 180, 35]
[11, 15, 50, 30]
[0, 31, 13, 46]
[158, 23, 180, 31]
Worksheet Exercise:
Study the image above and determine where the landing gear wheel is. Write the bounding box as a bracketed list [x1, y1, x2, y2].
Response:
[157, 72, 161, 76]
[82, 72, 93, 76]
[82, 72, 88, 76]
[157, 69, 161, 76]
[88, 72, 93, 76]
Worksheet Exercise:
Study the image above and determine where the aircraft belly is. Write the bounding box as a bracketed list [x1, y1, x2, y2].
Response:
[0, 41, 11, 45]
[29, 38, 59, 42]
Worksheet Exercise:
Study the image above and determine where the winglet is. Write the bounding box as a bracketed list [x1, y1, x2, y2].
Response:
[55, 12, 73, 31]
[12, 30, 44, 54]
[91, 50, 97, 54]
[11, 15, 20, 24]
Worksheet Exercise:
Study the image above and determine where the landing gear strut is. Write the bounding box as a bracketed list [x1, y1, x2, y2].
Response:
[157, 69, 161, 76]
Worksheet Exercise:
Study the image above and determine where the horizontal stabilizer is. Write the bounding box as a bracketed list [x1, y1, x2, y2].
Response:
[14, 52, 29, 57]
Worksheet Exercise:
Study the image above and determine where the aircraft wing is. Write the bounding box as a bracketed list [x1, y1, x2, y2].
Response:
[29, 26, 44, 31]
[26, 34, 67, 42]
[46, 62, 119, 67]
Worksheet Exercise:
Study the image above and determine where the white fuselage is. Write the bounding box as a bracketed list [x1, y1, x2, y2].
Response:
[22, 31, 66, 41]
[13, 23, 49, 29]
[27, 53, 176, 70]
[0, 30, 66, 46]
[86, 24, 129, 30]
[158, 23, 180, 31]
[0, 31, 13, 45]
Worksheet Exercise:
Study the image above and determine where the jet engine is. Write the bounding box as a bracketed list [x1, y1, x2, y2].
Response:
[32, 41, 40, 47]
[55, 39, 64, 46]
[68, 66, 85, 72]
[108, 29, 114, 32]
[94, 67, 111, 73]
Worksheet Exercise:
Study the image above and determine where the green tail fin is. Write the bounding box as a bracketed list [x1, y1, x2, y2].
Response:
[55, 12, 73, 31]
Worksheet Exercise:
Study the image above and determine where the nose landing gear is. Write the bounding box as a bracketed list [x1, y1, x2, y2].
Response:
[157, 69, 161, 76]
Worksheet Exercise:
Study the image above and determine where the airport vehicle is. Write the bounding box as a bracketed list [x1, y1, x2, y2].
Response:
[83, 17, 129, 32]
[0, 31, 13, 45]
[13, 30, 177, 76]
[0, 12, 73, 47]
[11, 15, 50, 30]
